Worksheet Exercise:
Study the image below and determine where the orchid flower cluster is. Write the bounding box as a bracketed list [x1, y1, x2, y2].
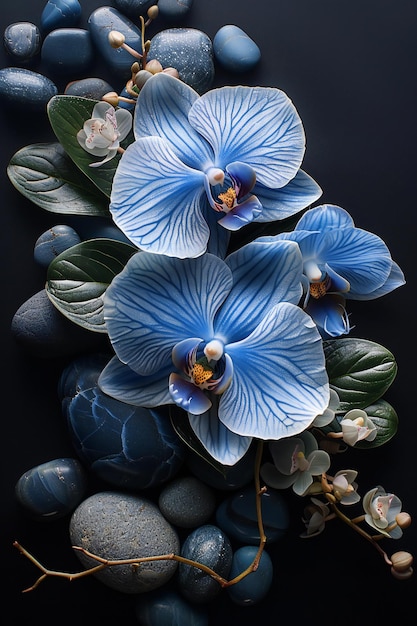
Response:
[8, 14, 413, 596]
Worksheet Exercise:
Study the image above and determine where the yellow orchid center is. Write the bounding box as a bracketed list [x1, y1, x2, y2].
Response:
[309, 274, 332, 299]
[191, 361, 214, 385]
[218, 187, 237, 209]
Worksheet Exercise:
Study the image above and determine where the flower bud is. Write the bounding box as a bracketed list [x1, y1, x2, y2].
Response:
[162, 67, 180, 78]
[396, 511, 412, 529]
[102, 91, 120, 107]
[108, 31, 125, 49]
[391, 551, 413, 572]
[147, 5, 159, 20]
[135, 69, 153, 90]
[145, 59, 163, 74]
[391, 566, 414, 580]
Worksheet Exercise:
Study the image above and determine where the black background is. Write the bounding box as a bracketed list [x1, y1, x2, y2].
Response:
[1, 1, 416, 624]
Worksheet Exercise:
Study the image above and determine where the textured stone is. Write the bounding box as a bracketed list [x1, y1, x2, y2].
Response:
[158, 475, 216, 528]
[34, 224, 81, 268]
[3, 22, 41, 63]
[213, 24, 261, 73]
[0, 67, 57, 111]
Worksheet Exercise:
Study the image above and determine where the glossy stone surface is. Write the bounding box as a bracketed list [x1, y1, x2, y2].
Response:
[186, 444, 256, 490]
[213, 24, 261, 73]
[60, 354, 186, 490]
[158, 0, 194, 21]
[64, 77, 115, 99]
[3, 22, 41, 63]
[215, 485, 290, 544]
[70, 491, 180, 593]
[15, 458, 87, 521]
[41, 28, 94, 76]
[135, 589, 209, 625]
[34, 224, 81, 268]
[226, 546, 273, 605]
[88, 6, 143, 79]
[158, 475, 216, 528]
[113, 0, 155, 20]
[40, 0, 82, 34]
[178, 524, 233, 603]
[0, 67, 58, 111]
[147, 28, 214, 94]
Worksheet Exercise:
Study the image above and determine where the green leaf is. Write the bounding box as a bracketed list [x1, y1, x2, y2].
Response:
[47, 95, 133, 197]
[46, 238, 137, 332]
[353, 399, 399, 449]
[7, 142, 110, 216]
[323, 337, 397, 412]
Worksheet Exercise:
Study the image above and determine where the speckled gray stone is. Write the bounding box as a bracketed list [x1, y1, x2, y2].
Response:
[69, 491, 180, 593]
[64, 77, 115, 100]
[158, 475, 216, 528]
[3, 22, 41, 63]
[34, 224, 81, 268]
[0, 67, 58, 111]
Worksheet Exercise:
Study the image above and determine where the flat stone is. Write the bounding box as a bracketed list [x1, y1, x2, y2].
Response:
[213, 24, 261, 73]
[0, 67, 58, 111]
[3, 22, 41, 63]
[41, 28, 94, 76]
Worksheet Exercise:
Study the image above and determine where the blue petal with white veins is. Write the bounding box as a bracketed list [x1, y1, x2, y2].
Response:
[188, 85, 305, 188]
[110, 136, 209, 258]
[221, 302, 329, 439]
[104, 253, 233, 376]
[253, 170, 323, 221]
[215, 240, 303, 342]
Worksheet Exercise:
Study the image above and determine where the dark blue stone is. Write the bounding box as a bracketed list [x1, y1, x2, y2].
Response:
[0, 67, 58, 111]
[158, 475, 216, 528]
[147, 28, 214, 94]
[213, 24, 261, 73]
[88, 6, 143, 79]
[226, 546, 273, 606]
[34, 224, 81, 268]
[158, 0, 194, 21]
[134, 589, 209, 626]
[59, 355, 186, 490]
[178, 524, 233, 603]
[186, 444, 256, 490]
[113, 0, 155, 20]
[3, 22, 41, 63]
[15, 458, 88, 521]
[64, 77, 115, 100]
[215, 485, 290, 544]
[41, 28, 94, 76]
[117, 85, 137, 111]
[40, 0, 82, 34]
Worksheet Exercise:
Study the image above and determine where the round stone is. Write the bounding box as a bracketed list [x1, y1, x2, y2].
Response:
[226, 546, 273, 605]
[64, 77, 115, 100]
[34, 224, 81, 268]
[41, 28, 94, 76]
[70, 491, 180, 593]
[3, 22, 41, 63]
[213, 24, 261, 73]
[186, 444, 256, 490]
[0, 67, 58, 111]
[135, 589, 209, 625]
[158, 475, 216, 528]
[15, 458, 88, 521]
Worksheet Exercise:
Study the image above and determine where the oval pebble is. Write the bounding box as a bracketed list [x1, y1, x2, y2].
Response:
[41, 28, 94, 76]
[41, 0, 82, 34]
[213, 24, 261, 73]
[158, 475, 216, 528]
[134, 589, 209, 626]
[0, 67, 57, 111]
[34, 224, 81, 268]
[64, 77, 115, 100]
[226, 546, 273, 606]
[3, 22, 41, 63]
[178, 524, 233, 603]
[157, 0, 194, 21]
[70, 491, 180, 593]
[15, 458, 88, 521]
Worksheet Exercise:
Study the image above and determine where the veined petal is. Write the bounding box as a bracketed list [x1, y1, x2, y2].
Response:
[201, 195, 231, 259]
[172, 338, 203, 371]
[295, 204, 355, 231]
[188, 404, 252, 465]
[293, 471, 314, 496]
[226, 161, 256, 197]
[169, 373, 212, 414]
[188, 85, 305, 188]
[217, 194, 262, 231]
[110, 136, 209, 258]
[307, 450, 331, 475]
[216, 240, 303, 342]
[104, 253, 233, 375]
[134, 73, 215, 170]
[348, 260, 406, 300]
[98, 356, 172, 406]
[253, 170, 323, 221]
[260, 462, 297, 489]
[221, 302, 329, 439]
[306, 294, 350, 338]
[115, 108, 133, 140]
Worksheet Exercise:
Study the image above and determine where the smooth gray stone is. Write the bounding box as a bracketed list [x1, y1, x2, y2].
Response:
[34, 224, 81, 268]
[41, 28, 94, 76]
[213, 24, 261, 73]
[158, 475, 216, 528]
[64, 77, 115, 100]
[147, 28, 214, 94]
[158, 0, 194, 21]
[3, 22, 41, 63]
[70, 491, 180, 593]
[0, 67, 57, 111]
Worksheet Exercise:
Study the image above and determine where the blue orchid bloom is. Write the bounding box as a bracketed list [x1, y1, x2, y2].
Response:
[261, 204, 406, 337]
[109, 73, 322, 259]
[98, 240, 330, 466]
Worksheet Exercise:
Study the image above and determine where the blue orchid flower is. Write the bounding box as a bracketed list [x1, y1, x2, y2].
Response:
[109, 73, 322, 259]
[260, 204, 406, 337]
[98, 240, 330, 466]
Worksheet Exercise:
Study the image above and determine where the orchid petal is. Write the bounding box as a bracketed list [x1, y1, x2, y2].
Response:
[226, 161, 256, 197]
[89, 148, 119, 168]
[348, 260, 405, 300]
[134, 73, 215, 169]
[110, 136, 209, 257]
[104, 253, 233, 375]
[172, 338, 203, 371]
[188, 85, 305, 188]
[201, 195, 231, 259]
[295, 204, 355, 231]
[307, 450, 331, 475]
[114, 108, 133, 140]
[269, 437, 305, 474]
[293, 471, 314, 496]
[216, 240, 303, 342]
[253, 170, 323, 221]
[169, 373, 212, 414]
[260, 462, 297, 489]
[221, 303, 329, 439]
[306, 294, 350, 338]
[217, 194, 262, 230]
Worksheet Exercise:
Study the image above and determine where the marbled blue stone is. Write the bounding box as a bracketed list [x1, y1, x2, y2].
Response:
[64, 77, 115, 100]
[113, 0, 155, 21]
[70, 491, 180, 593]
[147, 28, 214, 94]
[3, 22, 41, 63]
[215, 485, 290, 544]
[34, 224, 81, 268]
[88, 6, 143, 79]
[158, 475, 216, 528]
[213, 24, 261, 73]
[0, 67, 58, 111]
[41, 28, 94, 76]
[135, 589, 209, 626]
[186, 444, 256, 490]
[226, 546, 273, 606]
[178, 524, 233, 603]
[40, 0, 82, 34]
[59, 355, 186, 490]
[157, 0, 194, 21]
[15, 458, 88, 521]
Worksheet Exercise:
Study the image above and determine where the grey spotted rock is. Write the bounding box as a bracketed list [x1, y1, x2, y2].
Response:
[3, 22, 41, 63]
[0, 67, 57, 111]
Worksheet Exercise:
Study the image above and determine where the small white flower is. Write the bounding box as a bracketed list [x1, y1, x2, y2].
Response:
[363, 485, 403, 538]
[340, 408, 377, 446]
[77, 102, 132, 167]
[332, 469, 360, 505]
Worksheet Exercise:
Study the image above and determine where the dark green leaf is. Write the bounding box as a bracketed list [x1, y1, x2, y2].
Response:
[353, 400, 399, 449]
[323, 337, 397, 412]
[46, 238, 138, 332]
[7, 142, 110, 216]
